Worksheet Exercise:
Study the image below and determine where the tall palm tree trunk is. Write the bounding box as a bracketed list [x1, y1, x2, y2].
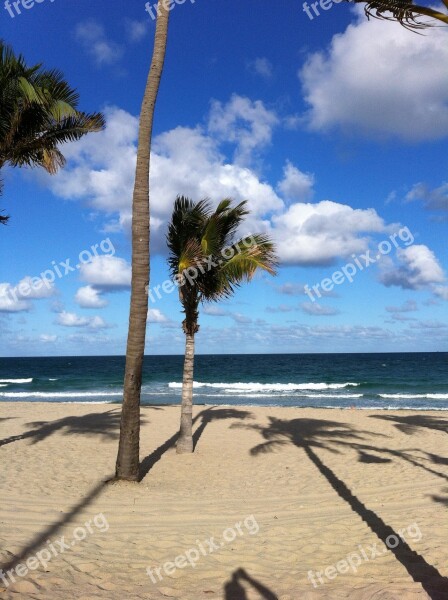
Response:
[177, 330, 196, 454]
[115, 3, 170, 481]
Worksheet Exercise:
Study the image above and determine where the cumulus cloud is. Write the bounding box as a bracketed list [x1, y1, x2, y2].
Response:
[379, 245, 445, 290]
[277, 161, 314, 203]
[43, 99, 427, 268]
[75, 20, 123, 66]
[0, 277, 55, 313]
[75, 286, 108, 309]
[300, 7, 448, 140]
[55, 311, 111, 329]
[208, 94, 279, 165]
[148, 308, 168, 323]
[271, 201, 385, 265]
[79, 255, 131, 291]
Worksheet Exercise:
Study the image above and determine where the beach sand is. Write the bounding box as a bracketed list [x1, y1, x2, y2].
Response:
[0, 402, 447, 599]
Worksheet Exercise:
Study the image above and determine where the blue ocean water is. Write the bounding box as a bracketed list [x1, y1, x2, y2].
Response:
[0, 353, 447, 410]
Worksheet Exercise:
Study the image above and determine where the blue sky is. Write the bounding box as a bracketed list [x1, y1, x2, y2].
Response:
[1, 0, 447, 356]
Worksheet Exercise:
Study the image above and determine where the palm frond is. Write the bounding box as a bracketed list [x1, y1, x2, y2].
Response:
[166, 197, 278, 323]
[352, 0, 448, 29]
[0, 40, 105, 203]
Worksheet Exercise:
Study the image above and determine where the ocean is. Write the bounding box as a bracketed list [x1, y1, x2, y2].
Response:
[0, 353, 447, 410]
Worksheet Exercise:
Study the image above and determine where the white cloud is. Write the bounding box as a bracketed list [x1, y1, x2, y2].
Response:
[125, 19, 147, 43]
[247, 57, 273, 79]
[277, 161, 314, 202]
[406, 182, 448, 211]
[40, 334, 57, 343]
[148, 308, 168, 323]
[75, 286, 108, 308]
[266, 304, 295, 314]
[271, 201, 385, 266]
[44, 100, 422, 268]
[0, 277, 55, 313]
[203, 305, 228, 316]
[208, 94, 279, 165]
[0, 284, 30, 312]
[385, 300, 418, 313]
[75, 20, 123, 66]
[434, 286, 448, 300]
[301, 302, 339, 316]
[379, 245, 445, 290]
[300, 7, 448, 140]
[55, 311, 111, 329]
[79, 255, 131, 291]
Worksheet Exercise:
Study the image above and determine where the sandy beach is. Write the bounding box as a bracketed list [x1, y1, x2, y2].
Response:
[1, 402, 447, 599]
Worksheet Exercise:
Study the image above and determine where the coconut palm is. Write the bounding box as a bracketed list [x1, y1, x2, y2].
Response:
[167, 196, 278, 454]
[115, 3, 171, 481]
[353, 0, 448, 29]
[0, 41, 105, 224]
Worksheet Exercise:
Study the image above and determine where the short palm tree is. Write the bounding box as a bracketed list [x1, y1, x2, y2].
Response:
[0, 41, 105, 223]
[167, 196, 278, 454]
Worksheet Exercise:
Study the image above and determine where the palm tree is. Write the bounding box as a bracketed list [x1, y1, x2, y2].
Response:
[167, 196, 278, 454]
[115, 3, 170, 481]
[0, 41, 105, 224]
[353, 0, 448, 29]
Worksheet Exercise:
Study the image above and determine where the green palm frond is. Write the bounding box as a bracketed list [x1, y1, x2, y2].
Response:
[0, 40, 105, 221]
[352, 0, 448, 29]
[166, 197, 278, 326]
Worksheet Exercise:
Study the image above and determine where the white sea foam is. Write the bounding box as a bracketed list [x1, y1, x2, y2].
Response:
[380, 393, 448, 400]
[0, 391, 122, 398]
[168, 381, 360, 392]
[0, 378, 33, 384]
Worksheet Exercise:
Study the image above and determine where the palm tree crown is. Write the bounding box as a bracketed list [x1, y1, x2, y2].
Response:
[0, 40, 105, 223]
[167, 196, 277, 333]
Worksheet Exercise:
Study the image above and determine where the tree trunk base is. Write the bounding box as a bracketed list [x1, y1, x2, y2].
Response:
[176, 438, 193, 454]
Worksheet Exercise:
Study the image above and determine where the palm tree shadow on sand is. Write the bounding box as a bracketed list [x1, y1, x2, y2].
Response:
[0, 408, 157, 447]
[238, 417, 448, 600]
[138, 407, 253, 481]
[224, 568, 278, 600]
[1, 479, 109, 573]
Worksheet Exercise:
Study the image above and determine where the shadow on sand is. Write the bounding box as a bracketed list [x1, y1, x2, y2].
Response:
[224, 568, 278, 600]
[139, 407, 253, 481]
[1, 478, 109, 573]
[240, 417, 448, 600]
[0, 408, 153, 447]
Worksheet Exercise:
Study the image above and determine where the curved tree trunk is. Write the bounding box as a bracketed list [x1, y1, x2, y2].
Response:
[177, 331, 196, 454]
[115, 4, 170, 481]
